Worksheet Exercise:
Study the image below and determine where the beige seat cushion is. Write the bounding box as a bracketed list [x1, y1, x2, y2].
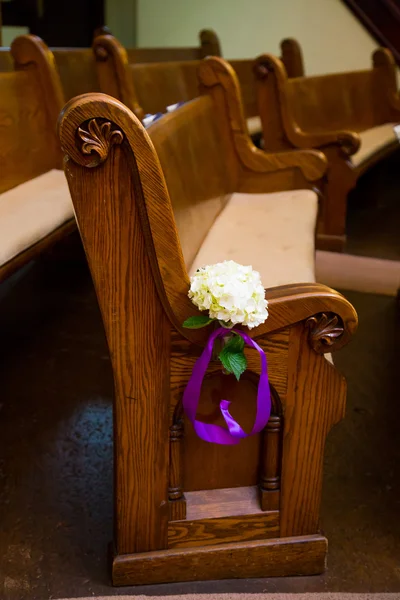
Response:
[351, 123, 399, 168]
[246, 116, 262, 136]
[189, 189, 317, 286]
[0, 169, 73, 266]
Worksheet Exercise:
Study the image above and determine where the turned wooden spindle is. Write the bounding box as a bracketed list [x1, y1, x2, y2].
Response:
[259, 415, 282, 511]
[168, 416, 186, 521]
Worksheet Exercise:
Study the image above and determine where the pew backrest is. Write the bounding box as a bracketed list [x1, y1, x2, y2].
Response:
[254, 47, 400, 149]
[287, 68, 394, 132]
[148, 95, 234, 267]
[50, 29, 221, 102]
[0, 36, 65, 194]
[92, 35, 306, 123]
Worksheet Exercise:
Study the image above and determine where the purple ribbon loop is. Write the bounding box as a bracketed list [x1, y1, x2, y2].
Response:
[182, 327, 271, 445]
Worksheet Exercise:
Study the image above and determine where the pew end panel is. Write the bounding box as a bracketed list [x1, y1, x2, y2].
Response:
[93, 34, 144, 119]
[58, 79, 357, 584]
[199, 29, 222, 58]
[0, 35, 74, 283]
[280, 38, 305, 78]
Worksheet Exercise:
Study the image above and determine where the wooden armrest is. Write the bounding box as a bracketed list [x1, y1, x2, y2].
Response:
[198, 56, 327, 183]
[253, 283, 357, 352]
[289, 127, 361, 156]
[235, 140, 327, 181]
[254, 54, 361, 156]
[179, 282, 357, 351]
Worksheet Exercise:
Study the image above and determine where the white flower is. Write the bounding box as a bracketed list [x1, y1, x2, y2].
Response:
[188, 260, 268, 329]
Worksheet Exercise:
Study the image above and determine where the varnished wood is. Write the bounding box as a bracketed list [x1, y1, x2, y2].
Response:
[259, 415, 282, 511]
[168, 409, 186, 521]
[168, 510, 279, 548]
[254, 49, 400, 250]
[58, 63, 357, 583]
[0, 48, 14, 72]
[281, 323, 346, 536]
[91, 35, 306, 130]
[1, 35, 65, 193]
[280, 38, 305, 77]
[51, 29, 221, 103]
[112, 534, 328, 585]
[185, 486, 264, 520]
[0, 35, 73, 280]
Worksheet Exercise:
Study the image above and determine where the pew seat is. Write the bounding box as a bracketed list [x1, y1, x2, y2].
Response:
[0, 170, 73, 268]
[190, 190, 317, 286]
[351, 122, 399, 168]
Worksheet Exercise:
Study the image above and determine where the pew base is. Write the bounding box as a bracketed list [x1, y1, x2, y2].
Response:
[316, 232, 346, 253]
[111, 534, 327, 586]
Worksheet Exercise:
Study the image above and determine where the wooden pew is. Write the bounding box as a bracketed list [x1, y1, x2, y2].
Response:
[1, 33, 303, 132]
[0, 35, 74, 283]
[253, 50, 400, 252]
[58, 56, 357, 585]
[48, 28, 221, 103]
[92, 34, 305, 137]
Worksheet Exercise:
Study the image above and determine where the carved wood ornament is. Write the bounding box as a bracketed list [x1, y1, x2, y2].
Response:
[78, 118, 123, 166]
[307, 312, 344, 353]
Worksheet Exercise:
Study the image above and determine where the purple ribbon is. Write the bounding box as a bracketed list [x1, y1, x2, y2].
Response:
[182, 327, 271, 445]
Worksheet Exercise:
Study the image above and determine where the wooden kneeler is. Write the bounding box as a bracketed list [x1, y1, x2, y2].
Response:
[58, 64, 357, 584]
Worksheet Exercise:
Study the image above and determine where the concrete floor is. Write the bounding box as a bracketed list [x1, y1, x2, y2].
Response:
[0, 155, 399, 599]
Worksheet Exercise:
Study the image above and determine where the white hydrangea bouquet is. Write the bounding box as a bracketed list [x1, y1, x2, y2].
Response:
[183, 260, 268, 379]
[182, 261, 270, 445]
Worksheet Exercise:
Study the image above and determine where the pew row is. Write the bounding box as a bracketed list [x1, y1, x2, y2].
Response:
[0, 35, 73, 283]
[92, 34, 305, 134]
[0, 34, 304, 135]
[58, 57, 357, 585]
[49, 28, 221, 102]
[254, 49, 400, 251]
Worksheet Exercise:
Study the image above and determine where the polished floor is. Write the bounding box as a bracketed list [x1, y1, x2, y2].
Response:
[0, 156, 399, 599]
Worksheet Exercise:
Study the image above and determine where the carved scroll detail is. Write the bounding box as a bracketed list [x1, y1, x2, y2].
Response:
[78, 119, 123, 166]
[337, 132, 361, 157]
[253, 57, 275, 80]
[307, 312, 344, 353]
[93, 45, 109, 61]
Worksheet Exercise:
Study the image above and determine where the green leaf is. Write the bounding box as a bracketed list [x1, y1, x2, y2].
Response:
[219, 348, 247, 381]
[223, 334, 245, 354]
[182, 315, 214, 329]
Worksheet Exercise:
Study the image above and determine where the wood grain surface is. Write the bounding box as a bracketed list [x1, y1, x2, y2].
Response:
[59, 91, 357, 584]
[253, 49, 400, 250]
[112, 534, 328, 585]
[168, 510, 279, 548]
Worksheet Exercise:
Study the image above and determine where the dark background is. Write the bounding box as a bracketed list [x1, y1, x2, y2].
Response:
[1, 0, 105, 46]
